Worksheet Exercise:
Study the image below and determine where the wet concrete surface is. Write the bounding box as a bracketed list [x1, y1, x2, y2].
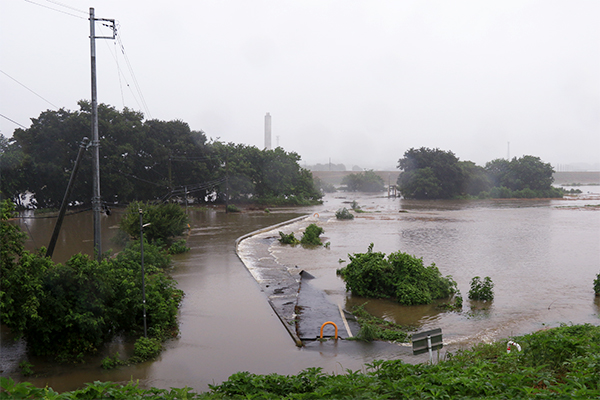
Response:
[296, 277, 360, 340]
[235, 214, 361, 344]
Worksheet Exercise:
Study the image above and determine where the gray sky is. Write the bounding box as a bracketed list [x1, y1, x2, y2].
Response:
[1, 0, 598, 170]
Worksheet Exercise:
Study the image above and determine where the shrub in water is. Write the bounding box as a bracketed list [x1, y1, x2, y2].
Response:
[278, 231, 300, 245]
[335, 207, 354, 220]
[133, 337, 161, 361]
[594, 273, 600, 295]
[468, 276, 494, 301]
[300, 224, 324, 246]
[337, 243, 457, 305]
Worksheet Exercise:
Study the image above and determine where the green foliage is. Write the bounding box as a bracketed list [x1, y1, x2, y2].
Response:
[214, 142, 323, 205]
[168, 239, 190, 255]
[120, 201, 189, 245]
[313, 176, 337, 193]
[278, 231, 300, 245]
[1, 105, 322, 208]
[397, 147, 464, 199]
[1, 206, 183, 361]
[226, 204, 241, 212]
[595, 273, 600, 295]
[341, 170, 385, 192]
[18, 361, 34, 376]
[337, 244, 457, 305]
[468, 276, 495, 301]
[352, 304, 411, 343]
[335, 207, 354, 220]
[132, 337, 162, 361]
[300, 223, 324, 246]
[4, 324, 600, 399]
[397, 148, 560, 199]
[101, 352, 126, 370]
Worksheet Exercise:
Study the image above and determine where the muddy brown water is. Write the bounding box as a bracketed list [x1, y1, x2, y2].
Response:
[2, 192, 599, 393]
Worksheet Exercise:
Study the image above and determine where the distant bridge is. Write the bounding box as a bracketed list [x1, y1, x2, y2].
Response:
[311, 170, 600, 187]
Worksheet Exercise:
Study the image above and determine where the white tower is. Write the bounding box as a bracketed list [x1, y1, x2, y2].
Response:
[264, 112, 272, 150]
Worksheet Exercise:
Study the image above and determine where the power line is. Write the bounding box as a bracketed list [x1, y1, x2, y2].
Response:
[116, 34, 152, 119]
[23, 0, 86, 19]
[44, 0, 87, 15]
[0, 69, 60, 109]
[0, 113, 28, 129]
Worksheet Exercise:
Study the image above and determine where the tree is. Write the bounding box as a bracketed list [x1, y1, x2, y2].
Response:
[397, 148, 465, 199]
[1, 199, 183, 360]
[460, 161, 492, 196]
[341, 170, 385, 192]
[119, 201, 189, 245]
[484, 156, 556, 196]
[2, 103, 322, 207]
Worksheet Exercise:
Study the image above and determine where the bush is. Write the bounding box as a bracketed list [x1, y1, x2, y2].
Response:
[226, 204, 241, 213]
[337, 243, 457, 305]
[133, 337, 162, 361]
[168, 239, 190, 255]
[468, 276, 494, 301]
[300, 224, 324, 246]
[278, 231, 300, 245]
[1, 205, 183, 361]
[335, 207, 354, 220]
[594, 273, 600, 295]
[101, 352, 126, 370]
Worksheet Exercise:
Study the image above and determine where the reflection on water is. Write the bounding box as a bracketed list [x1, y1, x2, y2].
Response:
[2, 194, 599, 393]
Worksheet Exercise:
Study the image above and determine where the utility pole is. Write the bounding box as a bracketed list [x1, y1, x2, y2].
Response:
[89, 8, 115, 261]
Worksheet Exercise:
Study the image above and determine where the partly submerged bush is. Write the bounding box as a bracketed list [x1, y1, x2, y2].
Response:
[337, 243, 456, 305]
[335, 207, 354, 220]
[132, 337, 162, 361]
[594, 273, 600, 295]
[278, 231, 300, 245]
[468, 276, 494, 301]
[301, 223, 324, 246]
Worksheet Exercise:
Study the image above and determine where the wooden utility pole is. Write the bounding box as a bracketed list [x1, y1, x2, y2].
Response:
[89, 8, 115, 260]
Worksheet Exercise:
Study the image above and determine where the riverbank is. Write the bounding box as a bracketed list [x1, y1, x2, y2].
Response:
[4, 323, 600, 398]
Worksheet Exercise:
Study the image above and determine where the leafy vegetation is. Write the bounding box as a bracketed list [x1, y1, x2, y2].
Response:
[341, 170, 385, 192]
[0, 200, 183, 361]
[335, 207, 354, 220]
[468, 276, 495, 301]
[278, 231, 300, 245]
[278, 224, 325, 246]
[594, 273, 600, 295]
[119, 201, 189, 246]
[4, 324, 600, 399]
[300, 223, 324, 246]
[0, 103, 322, 208]
[337, 243, 457, 305]
[351, 304, 411, 342]
[397, 147, 562, 199]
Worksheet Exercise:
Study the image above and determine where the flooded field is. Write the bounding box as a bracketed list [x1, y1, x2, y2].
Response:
[2, 191, 599, 393]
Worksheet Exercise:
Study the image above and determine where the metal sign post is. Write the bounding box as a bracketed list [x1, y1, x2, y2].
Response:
[412, 328, 443, 363]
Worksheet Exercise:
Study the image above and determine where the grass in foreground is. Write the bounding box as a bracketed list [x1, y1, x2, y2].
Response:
[2, 324, 599, 399]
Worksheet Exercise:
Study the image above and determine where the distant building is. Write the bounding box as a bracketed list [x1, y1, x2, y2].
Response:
[264, 113, 272, 150]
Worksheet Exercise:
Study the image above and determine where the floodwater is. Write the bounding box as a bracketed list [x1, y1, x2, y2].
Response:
[1, 192, 599, 393]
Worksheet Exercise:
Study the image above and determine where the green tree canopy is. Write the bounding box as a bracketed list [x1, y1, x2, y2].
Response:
[341, 170, 385, 192]
[0, 103, 321, 208]
[397, 147, 465, 199]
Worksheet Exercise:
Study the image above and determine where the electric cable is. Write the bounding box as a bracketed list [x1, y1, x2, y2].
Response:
[23, 0, 86, 19]
[0, 69, 60, 109]
[0, 113, 28, 129]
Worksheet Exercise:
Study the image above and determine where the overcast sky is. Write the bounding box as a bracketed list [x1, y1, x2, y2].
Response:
[1, 0, 598, 170]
